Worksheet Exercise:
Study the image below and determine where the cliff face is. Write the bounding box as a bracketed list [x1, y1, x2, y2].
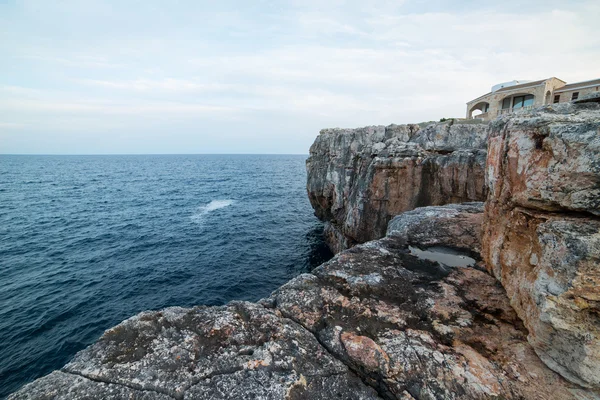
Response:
[306, 121, 488, 253]
[482, 103, 600, 389]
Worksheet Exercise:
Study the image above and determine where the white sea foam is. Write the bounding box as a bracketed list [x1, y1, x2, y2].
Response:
[190, 200, 235, 223]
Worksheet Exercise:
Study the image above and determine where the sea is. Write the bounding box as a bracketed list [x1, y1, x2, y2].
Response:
[0, 154, 332, 398]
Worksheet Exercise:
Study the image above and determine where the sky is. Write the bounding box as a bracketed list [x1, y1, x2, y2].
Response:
[1, 0, 599, 154]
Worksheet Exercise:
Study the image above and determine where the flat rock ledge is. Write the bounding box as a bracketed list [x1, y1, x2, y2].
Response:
[11, 204, 599, 399]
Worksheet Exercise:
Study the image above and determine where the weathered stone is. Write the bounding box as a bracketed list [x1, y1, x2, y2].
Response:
[12, 203, 599, 399]
[306, 121, 488, 253]
[485, 207, 600, 388]
[11, 302, 379, 400]
[575, 92, 600, 104]
[270, 233, 596, 399]
[323, 220, 352, 254]
[485, 102, 600, 216]
[410, 122, 490, 152]
[8, 371, 171, 400]
[482, 103, 600, 389]
[184, 368, 374, 400]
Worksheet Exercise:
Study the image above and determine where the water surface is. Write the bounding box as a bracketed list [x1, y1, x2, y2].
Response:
[0, 154, 331, 397]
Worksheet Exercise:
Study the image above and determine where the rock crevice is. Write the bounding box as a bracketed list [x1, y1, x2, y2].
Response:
[62, 369, 179, 399]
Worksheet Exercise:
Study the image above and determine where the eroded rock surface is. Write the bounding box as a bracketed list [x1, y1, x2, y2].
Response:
[482, 103, 600, 388]
[306, 121, 488, 253]
[267, 208, 596, 399]
[11, 302, 379, 400]
[8, 371, 172, 400]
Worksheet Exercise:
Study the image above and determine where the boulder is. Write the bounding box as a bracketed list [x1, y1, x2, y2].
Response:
[387, 202, 484, 255]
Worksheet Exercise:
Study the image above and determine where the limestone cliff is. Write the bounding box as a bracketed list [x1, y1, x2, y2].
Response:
[10, 105, 600, 399]
[306, 121, 488, 253]
[482, 102, 600, 389]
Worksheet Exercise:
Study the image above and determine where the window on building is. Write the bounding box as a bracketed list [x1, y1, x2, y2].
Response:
[484, 103, 489, 113]
[572, 92, 579, 101]
[513, 94, 534, 109]
[502, 98, 511, 109]
[553, 94, 560, 104]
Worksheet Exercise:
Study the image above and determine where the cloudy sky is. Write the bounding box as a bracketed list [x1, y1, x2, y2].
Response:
[1, 0, 599, 154]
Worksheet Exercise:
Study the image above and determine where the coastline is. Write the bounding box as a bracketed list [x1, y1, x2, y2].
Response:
[9, 102, 600, 399]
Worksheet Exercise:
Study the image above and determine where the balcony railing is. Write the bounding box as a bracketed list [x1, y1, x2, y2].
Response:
[498, 105, 534, 115]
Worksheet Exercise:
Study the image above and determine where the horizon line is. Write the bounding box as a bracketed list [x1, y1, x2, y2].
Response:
[0, 153, 310, 156]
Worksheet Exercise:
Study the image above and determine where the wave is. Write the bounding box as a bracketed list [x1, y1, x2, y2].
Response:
[190, 200, 235, 224]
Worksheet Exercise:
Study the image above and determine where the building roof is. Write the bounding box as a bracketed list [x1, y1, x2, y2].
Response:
[466, 92, 492, 105]
[554, 78, 600, 93]
[495, 79, 548, 93]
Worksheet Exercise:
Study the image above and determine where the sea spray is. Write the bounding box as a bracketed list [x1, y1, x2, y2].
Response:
[190, 199, 235, 224]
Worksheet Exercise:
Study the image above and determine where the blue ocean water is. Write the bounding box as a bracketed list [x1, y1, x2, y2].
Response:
[0, 154, 332, 398]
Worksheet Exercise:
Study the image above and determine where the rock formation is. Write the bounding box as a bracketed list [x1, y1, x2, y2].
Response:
[482, 102, 600, 389]
[12, 202, 597, 399]
[11, 302, 379, 400]
[306, 121, 489, 253]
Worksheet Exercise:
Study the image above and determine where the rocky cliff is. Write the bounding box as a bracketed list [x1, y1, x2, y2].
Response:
[482, 102, 600, 389]
[306, 121, 489, 253]
[10, 105, 600, 399]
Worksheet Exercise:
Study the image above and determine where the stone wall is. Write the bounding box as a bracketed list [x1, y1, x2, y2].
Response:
[555, 85, 600, 103]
